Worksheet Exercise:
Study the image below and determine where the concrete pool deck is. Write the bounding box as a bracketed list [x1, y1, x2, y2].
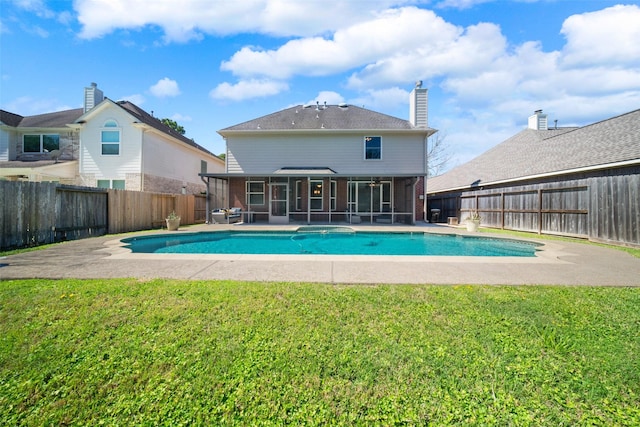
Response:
[1, 223, 639, 286]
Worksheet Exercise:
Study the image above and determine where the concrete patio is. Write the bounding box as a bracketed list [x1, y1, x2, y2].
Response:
[1, 224, 639, 286]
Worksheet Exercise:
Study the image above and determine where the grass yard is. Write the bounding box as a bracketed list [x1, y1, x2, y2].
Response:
[1, 279, 639, 426]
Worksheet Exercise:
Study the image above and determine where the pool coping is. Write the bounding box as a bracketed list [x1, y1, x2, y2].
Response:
[2, 223, 639, 286]
[108, 226, 557, 263]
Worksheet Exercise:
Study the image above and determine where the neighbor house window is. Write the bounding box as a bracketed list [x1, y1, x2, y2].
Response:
[97, 179, 125, 189]
[101, 120, 120, 155]
[23, 134, 59, 153]
[364, 136, 381, 160]
[246, 181, 265, 205]
[310, 180, 323, 211]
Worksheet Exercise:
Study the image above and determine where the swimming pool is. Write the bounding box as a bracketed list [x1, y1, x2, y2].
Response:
[122, 227, 539, 257]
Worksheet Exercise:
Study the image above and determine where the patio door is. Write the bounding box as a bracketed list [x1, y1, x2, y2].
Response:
[349, 181, 392, 222]
[269, 182, 289, 224]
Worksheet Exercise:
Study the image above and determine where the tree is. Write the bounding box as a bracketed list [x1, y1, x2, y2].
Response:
[426, 132, 451, 177]
[161, 118, 185, 135]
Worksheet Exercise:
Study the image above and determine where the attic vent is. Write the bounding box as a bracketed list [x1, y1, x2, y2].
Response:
[338, 103, 348, 109]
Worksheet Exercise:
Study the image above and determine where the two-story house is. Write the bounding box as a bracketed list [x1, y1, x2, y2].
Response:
[1, 83, 224, 194]
[202, 82, 436, 225]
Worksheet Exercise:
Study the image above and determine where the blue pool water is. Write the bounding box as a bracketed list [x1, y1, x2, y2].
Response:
[122, 227, 539, 257]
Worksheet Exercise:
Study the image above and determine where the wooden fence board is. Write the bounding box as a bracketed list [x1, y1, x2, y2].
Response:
[1, 181, 208, 250]
[428, 165, 640, 246]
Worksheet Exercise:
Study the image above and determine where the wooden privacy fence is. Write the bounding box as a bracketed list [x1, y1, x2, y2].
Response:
[460, 186, 590, 237]
[0, 181, 208, 251]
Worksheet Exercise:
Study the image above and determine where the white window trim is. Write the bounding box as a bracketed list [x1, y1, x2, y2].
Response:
[101, 120, 121, 156]
[309, 179, 323, 211]
[22, 134, 60, 154]
[364, 136, 382, 160]
[246, 180, 265, 206]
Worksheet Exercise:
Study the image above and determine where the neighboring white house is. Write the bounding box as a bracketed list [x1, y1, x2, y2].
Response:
[202, 82, 437, 224]
[1, 83, 224, 194]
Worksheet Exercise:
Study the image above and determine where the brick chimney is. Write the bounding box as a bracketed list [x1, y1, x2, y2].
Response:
[409, 80, 428, 128]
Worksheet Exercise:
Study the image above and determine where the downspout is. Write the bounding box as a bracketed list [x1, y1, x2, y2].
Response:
[412, 177, 418, 225]
[307, 176, 311, 225]
[201, 175, 210, 223]
[140, 128, 146, 191]
[423, 135, 428, 223]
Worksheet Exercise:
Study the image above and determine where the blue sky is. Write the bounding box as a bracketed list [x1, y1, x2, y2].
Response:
[1, 0, 639, 171]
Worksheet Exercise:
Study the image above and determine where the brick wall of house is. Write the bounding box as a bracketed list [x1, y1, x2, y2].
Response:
[143, 173, 206, 195]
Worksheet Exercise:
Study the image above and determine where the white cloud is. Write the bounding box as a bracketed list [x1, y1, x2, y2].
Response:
[4, 96, 75, 115]
[7, 0, 72, 30]
[117, 93, 146, 105]
[305, 91, 345, 106]
[210, 79, 289, 101]
[149, 78, 181, 98]
[560, 4, 640, 67]
[221, 7, 460, 80]
[436, 0, 494, 9]
[9, 0, 55, 18]
[74, 0, 408, 42]
[350, 87, 409, 110]
[171, 113, 192, 122]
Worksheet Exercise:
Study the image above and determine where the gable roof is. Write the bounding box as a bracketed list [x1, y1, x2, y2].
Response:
[74, 99, 219, 159]
[1, 108, 84, 128]
[114, 101, 218, 157]
[220, 104, 433, 133]
[428, 109, 640, 194]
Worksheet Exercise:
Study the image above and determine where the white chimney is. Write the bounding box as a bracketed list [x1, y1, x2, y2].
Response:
[409, 81, 428, 128]
[84, 82, 104, 113]
[528, 109, 548, 130]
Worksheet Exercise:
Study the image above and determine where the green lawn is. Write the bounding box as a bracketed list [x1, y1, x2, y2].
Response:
[1, 280, 639, 425]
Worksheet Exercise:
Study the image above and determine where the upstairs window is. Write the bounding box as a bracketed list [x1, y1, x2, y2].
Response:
[364, 136, 381, 160]
[101, 120, 120, 155]
[23, 134, 59, 153]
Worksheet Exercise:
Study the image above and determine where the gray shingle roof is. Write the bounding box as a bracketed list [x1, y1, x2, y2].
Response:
[220, 104, 421, 132]
[0, 110, 24, 127]
[1, 108, 84, 128]
[428, 109, 640, 193]
[116, 101, 218, 158]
